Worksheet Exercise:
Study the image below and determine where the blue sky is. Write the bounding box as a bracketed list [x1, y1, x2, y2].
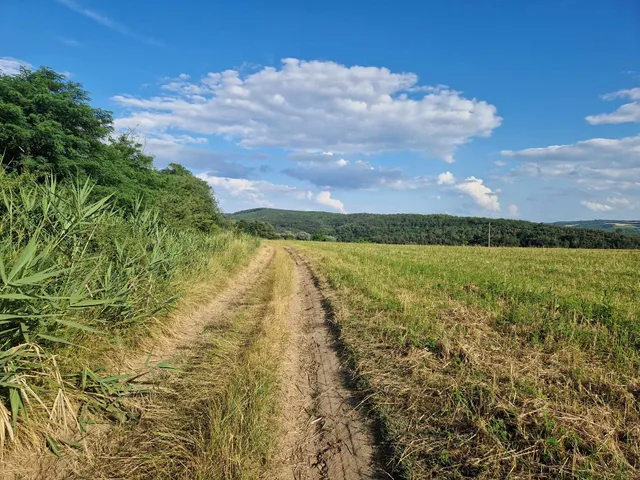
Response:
[2, 0, 639, 221]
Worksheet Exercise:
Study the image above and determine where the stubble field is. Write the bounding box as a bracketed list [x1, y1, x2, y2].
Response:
[290, 241, 640, 478]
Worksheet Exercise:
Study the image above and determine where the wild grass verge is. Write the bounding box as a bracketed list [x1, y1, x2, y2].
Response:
[75, 247, 293, 479]
[291, 241, 640, 479]
[0, 170, 259, 462]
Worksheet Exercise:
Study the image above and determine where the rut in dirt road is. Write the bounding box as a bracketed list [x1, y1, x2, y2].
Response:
[277, 248, 378, 480]
[6, 245, 379, 480]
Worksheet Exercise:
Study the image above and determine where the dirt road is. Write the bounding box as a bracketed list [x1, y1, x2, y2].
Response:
[276, 248, 376, 479]
[18, 245, 379, 480]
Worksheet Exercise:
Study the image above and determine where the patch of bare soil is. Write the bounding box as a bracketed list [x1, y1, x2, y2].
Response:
[276, 248, 377, 480]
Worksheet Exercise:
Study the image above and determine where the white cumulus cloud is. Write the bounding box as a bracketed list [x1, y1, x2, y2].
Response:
[501, 134, 640, 189]
[437, 171, 455, 185]
[0, 57, 31, 75]
[316, 191, 346, 213]
[114, 58, 501, 161]
[586, 88, 640, 125]
[501, 134, 640, 164]
[580, 200, 613, 212]
[196, 173, 346, 213]
[196, 174, 299, 208]
[607, 196, 630, 206]
[508, 204, 519, 217]
[455, 176, 500, 212]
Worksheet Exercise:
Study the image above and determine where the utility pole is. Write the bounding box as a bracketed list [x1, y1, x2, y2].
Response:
[488, 222, 491, 248]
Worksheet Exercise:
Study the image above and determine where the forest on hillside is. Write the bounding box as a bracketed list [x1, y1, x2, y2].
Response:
[231, 208, 640, 249]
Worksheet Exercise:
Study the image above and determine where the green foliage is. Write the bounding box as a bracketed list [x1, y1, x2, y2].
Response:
[155, 163, 225, 232]
[88, 137, 223, 232]
[294, 231, 311, 241]
[0, 67, 223, 233]
[81, 133, 155, 204]
[0, 170, 257, 441]
[0, 66, 258, 447]
[0, 67, 112, 175]
[235, 220, 280, 239]
[231, 208, 640, 249]
[0, 171, 234, 350]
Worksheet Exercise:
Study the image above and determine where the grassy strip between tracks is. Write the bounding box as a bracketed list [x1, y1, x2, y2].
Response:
[75, 247, 293, 479]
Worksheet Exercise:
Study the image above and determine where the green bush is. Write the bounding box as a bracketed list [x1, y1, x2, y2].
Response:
[0, 65, 259, 445]
[235, 219, 279, 239]
[295, 231, 312, 241]
[0, 67, 224, 233]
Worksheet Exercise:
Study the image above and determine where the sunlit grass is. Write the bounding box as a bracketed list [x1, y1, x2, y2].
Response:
[79, 248, 293, 479]
[0, 170, 259, 452]
[291, 241, 640, 478]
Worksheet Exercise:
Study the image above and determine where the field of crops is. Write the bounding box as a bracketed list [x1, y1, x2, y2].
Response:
[291, 241, 640, 478]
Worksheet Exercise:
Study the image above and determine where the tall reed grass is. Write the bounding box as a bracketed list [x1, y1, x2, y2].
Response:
[0, 169, 257, 449]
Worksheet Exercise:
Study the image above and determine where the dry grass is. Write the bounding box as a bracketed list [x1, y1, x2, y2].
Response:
[0, 241, 260, 478]
[0, 171, 261, 464]
[290, 241, 640, 479]
[71, 247, 294, 479]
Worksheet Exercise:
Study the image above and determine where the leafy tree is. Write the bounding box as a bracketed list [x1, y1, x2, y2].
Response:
[0, 67, 112, 175]
[235, 220, 279, 239]
[0, 66, 224, 233]
[83, 134, 156, 205]
[295, 231, 312, 241]
[155, 164, 224, 232]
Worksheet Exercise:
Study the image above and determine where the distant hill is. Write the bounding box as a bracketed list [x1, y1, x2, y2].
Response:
[553, 220, 640, 234]
[229, 208, 640, 249]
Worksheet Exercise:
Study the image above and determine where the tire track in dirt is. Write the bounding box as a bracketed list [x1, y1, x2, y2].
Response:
[3, 246, 276, 480]
[5, 245, 379, 479]
[277, 248, 378, 479]
[124, 244, 275, 373]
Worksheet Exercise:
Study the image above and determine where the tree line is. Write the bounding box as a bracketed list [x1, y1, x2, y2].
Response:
[233, 219, 336, 241]
[230, 209, 640, 249]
